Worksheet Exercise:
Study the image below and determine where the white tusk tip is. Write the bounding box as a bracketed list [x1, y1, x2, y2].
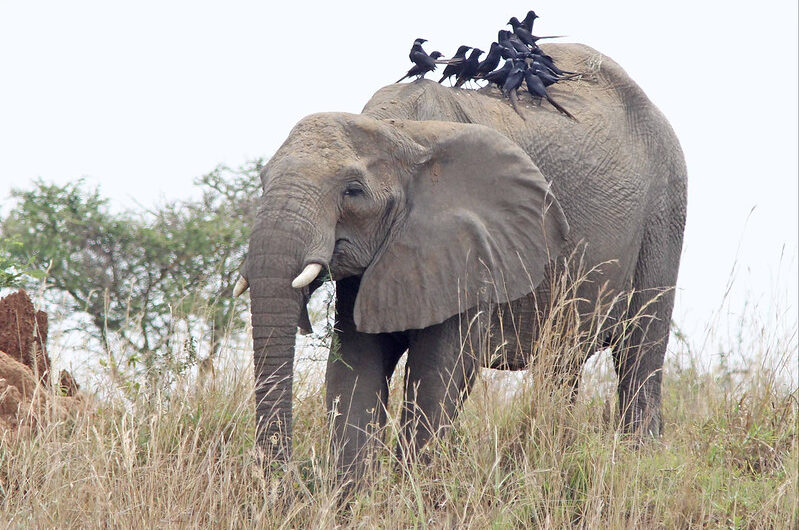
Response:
[232, 276, 249, 297]
[291, 263, 323, 289]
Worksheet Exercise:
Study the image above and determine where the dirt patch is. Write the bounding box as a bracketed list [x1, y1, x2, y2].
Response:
[0, 290, 82, 435]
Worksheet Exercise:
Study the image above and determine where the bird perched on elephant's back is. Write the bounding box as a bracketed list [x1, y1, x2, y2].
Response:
[438, 45, 472, 84]
[237, 43, 687, 482]
[397, 50, 444, 83]
[454, 48, 484, 87]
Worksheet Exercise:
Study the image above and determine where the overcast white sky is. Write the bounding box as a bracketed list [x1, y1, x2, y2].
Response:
[1, 1, 797, 361]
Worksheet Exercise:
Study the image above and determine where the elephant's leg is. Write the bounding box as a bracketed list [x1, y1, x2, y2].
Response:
[611, 297, 669, 438]
[612, 212, 682, 438]
[397, 311, 481, 461]
[325, 277, 407, 478]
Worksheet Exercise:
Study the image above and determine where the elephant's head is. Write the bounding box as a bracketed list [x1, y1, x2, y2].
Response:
[240, 112, 568, 461]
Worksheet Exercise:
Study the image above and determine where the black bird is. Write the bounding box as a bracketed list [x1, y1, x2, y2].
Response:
[475, 42, 502, 76]
[502, 59, 528, 117]
[530, 51, 577, 76]
[498, 29, 530, 55]
[508, 17, 564, 47]
[498, 43, 518, 60]
[496, 32, 520, 60]
[521, 10, 538, 33]
[396, 51, 444, 83]
[524, 69, 575, 120]
[408, 38, 428, 62]
[530, 48, 554, 62]
[454, 48, 484, 87]
[529, 62, 561, 86]
[407, 38, 440, 69]
[483, 59, 513, 88]
[502, 59, 527, 96]
[438, 45, 471, 84]
[508, 17, 536, 46]
[530, 61, 580, 85]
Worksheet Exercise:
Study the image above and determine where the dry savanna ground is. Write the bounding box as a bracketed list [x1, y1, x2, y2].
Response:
[0, 288, 796, 529]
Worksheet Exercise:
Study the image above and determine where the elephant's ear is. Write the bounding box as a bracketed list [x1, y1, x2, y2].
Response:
[353, 120, 570, 334]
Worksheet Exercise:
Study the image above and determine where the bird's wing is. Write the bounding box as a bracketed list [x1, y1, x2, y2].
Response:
[410, 50, 434, 68]
[514, 27, 535, 46]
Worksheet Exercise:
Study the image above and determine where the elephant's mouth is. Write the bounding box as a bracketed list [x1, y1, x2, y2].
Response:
[334, 237, 355, 254]
[329, 238, 365, 280]
[332, 238, 347, 258]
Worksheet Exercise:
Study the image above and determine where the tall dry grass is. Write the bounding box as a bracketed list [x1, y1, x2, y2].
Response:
[1, 275, 796, 528]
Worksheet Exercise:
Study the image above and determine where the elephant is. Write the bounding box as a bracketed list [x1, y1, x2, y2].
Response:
[235, 43, 687, 478]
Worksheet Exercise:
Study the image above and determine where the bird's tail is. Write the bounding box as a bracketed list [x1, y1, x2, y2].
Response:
[551, 67, 579, 76]
[545, 95, 577, 121]
[396, 75, 409, 83]
[508, 90, 527, 121]
[539, 63, 579, 76]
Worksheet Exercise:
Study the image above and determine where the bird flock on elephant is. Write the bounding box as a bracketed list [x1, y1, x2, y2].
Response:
[396, 10, 578, 119]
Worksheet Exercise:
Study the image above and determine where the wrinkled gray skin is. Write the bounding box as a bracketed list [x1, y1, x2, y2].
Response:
[244, 44, 687, 478]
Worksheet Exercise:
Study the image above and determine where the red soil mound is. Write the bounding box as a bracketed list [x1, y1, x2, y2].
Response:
[0, 289, 50, 384]
[0, 290, 81, 434]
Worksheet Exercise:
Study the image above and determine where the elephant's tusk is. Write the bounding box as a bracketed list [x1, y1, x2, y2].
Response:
[291, 263, 323, 289]
[232, 275, 249, 297]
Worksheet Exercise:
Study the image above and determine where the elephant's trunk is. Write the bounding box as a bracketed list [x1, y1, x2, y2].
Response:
[247, 199, 334, 463]
[249, 255, 302, 461]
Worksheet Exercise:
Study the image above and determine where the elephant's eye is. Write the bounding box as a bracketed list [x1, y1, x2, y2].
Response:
[343, 182, 365, 198]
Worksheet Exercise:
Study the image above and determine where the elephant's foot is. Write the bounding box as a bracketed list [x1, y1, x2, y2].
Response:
[617, 381, 663, 440]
